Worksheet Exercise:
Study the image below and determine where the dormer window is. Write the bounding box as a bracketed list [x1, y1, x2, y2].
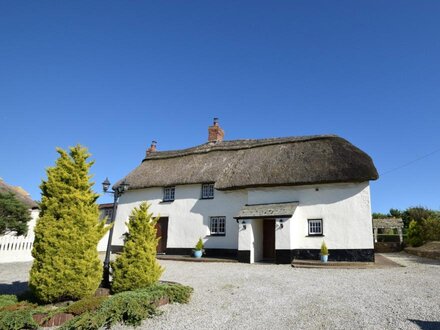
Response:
[201, 183, 214, 199]
[163, 186, 175, 202]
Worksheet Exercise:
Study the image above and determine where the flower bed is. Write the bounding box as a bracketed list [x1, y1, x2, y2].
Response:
[0, 283, 193, 330]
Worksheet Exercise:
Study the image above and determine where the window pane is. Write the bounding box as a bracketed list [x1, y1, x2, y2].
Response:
[202, 184, 214, 198]
[309, 219, 322, 235]
[164, 187, 175, 201]
[210, 216, 225, 235]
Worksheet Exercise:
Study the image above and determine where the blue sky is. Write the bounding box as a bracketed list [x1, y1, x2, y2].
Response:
[1, 1, 439, 212]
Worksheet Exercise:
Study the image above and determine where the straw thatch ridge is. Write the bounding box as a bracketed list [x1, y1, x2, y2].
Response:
[0, 179, 38, 209]
[116, 135, 378, 191]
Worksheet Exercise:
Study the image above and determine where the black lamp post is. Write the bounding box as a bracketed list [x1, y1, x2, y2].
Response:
[101, 177, 129, 288]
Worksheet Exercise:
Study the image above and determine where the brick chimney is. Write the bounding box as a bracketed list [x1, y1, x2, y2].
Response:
[208, 118, 225, 143]
[146, 140, 157, 157]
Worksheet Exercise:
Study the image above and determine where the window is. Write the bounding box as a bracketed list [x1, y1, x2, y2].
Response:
[201, 183, 214, 199]
[308, 219, 323, 236]
[210, 216, 226, 236]
[163, 186, 175, 202]
[100, 207, 113, 224]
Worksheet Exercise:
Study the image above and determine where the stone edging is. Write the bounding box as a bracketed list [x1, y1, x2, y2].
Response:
[32, 296, 170, 327]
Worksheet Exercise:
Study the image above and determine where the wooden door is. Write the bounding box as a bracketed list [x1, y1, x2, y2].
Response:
[263, 220, 275, 260]
[155, 217, 168, 254]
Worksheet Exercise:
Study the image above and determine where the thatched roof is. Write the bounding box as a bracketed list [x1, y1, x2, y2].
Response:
[0, 179, 38, 209]
[116, 135, 378, 191]
[373, 218, 403, 229]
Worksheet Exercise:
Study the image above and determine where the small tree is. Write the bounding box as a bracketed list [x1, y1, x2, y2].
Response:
[0, 192, 31, 236]
[29, 145, 108, 302]
[407, 220, 424, 247]
[111, 202, 163, 293]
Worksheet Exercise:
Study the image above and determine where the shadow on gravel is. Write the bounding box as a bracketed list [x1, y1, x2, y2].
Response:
[409, 319, 440, 330]
[0, 281, 29, 295]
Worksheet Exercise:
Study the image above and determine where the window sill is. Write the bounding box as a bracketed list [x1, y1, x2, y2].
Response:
[160, 200, 174, 204]
[200, 197, 214, 200]
[208, 234, 225, 237]
[306, 234, 325, 237]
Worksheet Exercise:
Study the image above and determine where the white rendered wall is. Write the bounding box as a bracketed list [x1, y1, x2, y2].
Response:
[248, 182, 373, 250]
[112, 184, 247, 250]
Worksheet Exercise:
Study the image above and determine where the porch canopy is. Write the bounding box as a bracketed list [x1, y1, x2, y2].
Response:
[234, 202, 298, 220]
[372, 218, 404, 244]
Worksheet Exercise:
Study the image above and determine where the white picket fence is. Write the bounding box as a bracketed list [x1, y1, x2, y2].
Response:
[0, 234, 35, 263]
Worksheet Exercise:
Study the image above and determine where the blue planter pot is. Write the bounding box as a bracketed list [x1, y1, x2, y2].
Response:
[193, 250, 203, 258]
[321, 255, 328, 263]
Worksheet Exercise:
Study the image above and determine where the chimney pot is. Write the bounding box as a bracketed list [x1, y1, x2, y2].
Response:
[208, 118, 224, 143]
[146, 140, 157, 157]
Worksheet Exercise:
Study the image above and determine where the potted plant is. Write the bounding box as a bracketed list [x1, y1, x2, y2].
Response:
[193, 238, 204, 258]
[320, 241, 329, 262]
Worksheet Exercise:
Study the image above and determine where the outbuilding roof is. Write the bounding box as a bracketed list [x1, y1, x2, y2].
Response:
[0, 179, 38, 209]
[372, 218, 404, 229]
[116, 134, 378, 191]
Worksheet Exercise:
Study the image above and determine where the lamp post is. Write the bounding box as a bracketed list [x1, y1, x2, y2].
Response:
[101, 177, 129, 288]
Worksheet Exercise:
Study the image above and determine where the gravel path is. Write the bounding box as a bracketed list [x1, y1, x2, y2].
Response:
[1, 253, 439, 330]
[116, 253, 440, 330]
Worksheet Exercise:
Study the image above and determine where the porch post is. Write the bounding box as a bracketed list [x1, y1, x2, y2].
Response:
[397, 227, 403, 244]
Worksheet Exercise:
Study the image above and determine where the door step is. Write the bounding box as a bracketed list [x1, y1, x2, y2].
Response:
[291, 259, 375, 269]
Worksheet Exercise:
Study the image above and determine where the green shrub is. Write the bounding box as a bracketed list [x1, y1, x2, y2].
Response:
[0, 301, 36, 312]
[407, 220, 424, 247]
[376, 234, 402, 243]
[29, 145, 108, 303]
[0, 309, 39, 330]
[422, 216, 440, 242]
[65, 296, 107, 316]
[0, 295, 17, 308]
[111, 202, 163, 294]
[0, 192, 32, 236]
[195, 238, 204, 251]
[164, 283, 193, 304]
[320, 241, 328, 255]
[60, 283, 192, 330]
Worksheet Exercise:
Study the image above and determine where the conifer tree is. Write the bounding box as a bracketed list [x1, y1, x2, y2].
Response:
[0, 192, 31, 236]
[29, 145, 108, 302]
[111, 202, 163, 293]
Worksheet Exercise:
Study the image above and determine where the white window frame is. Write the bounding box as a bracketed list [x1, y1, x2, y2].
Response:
[201, 183, 214, 199]
[308, 219, 323, 236]
[210, 216, 226, 236]
[163, 186, 175, 202]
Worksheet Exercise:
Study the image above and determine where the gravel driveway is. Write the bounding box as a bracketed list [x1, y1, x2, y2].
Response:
[1, 253, 439, 330]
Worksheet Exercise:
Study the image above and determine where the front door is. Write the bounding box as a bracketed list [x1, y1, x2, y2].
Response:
[263, 220, 275, 260]
[155, 217, 168, 254]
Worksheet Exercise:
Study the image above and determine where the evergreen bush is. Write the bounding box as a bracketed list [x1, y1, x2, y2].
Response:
[29, 145, 108, 303]
[407, 220, 424, 247]
[320, 241, 328, 256]
[0, 309, 39, 330]
[421, 216, 440, 242]
[60, 283, 193, 330]
[65, 296, 107, 316]
[0, 192, 31, 236]
[0, 295, 18, 308]
[195, 238, 204, 251]
[111, 202, 163, 293]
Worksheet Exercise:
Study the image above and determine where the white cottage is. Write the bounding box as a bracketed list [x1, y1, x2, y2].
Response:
[112, 119, 378, 264]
